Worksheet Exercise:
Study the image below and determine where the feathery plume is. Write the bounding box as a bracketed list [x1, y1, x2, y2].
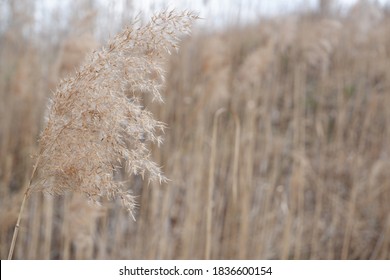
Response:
[34, 10, 198, 217]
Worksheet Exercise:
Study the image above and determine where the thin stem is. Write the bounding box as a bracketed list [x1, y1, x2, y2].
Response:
[205, 108, 225, 260]
[232, 111, 240, 206]
[8, 156, 41, 260]
[8, 188, 31, 260]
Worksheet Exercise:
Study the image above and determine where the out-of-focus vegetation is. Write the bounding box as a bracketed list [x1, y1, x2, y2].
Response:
[1, 0, 390, 259]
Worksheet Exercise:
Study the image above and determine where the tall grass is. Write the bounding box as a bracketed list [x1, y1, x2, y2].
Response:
[1, 2, 390, 260]
[5, 9, 198, 260]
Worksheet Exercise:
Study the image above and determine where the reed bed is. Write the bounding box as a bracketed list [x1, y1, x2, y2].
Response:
[1, 2, 390, 259]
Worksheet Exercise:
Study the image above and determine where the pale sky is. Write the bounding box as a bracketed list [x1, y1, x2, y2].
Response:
[130, 0, 390, 27]
[3, 0, 389, 37]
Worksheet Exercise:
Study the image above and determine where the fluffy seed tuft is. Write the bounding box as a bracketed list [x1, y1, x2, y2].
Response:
[33, 10, 198, 218]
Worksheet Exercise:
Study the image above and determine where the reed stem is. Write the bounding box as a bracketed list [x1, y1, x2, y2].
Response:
[8, 156, 40, 260]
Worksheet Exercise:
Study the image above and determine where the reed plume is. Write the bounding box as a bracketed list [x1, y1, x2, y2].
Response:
[8, 10, 198, 260]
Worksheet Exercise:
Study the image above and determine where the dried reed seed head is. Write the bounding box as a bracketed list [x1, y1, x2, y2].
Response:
[33, 10, 198, 218]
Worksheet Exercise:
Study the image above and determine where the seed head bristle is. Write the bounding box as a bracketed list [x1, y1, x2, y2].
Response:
[32, 10, 198, 218]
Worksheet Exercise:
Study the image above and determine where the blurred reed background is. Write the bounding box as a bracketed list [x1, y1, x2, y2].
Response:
[1, 0, 390, 259]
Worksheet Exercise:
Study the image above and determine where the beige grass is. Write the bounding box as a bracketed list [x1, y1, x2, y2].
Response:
[7, 10, 198, 260]
[1, 1, 390, 260]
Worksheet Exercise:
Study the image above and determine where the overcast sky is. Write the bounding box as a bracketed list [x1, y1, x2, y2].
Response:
[131, 0, 390, 27]
[135, 0, 318, 25]
[3, 0, 389, 37]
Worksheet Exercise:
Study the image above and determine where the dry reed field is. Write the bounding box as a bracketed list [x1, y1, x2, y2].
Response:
[1, 1, 390, 260]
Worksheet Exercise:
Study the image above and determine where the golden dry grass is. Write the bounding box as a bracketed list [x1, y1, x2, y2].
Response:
[1, 2, 390, 259]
